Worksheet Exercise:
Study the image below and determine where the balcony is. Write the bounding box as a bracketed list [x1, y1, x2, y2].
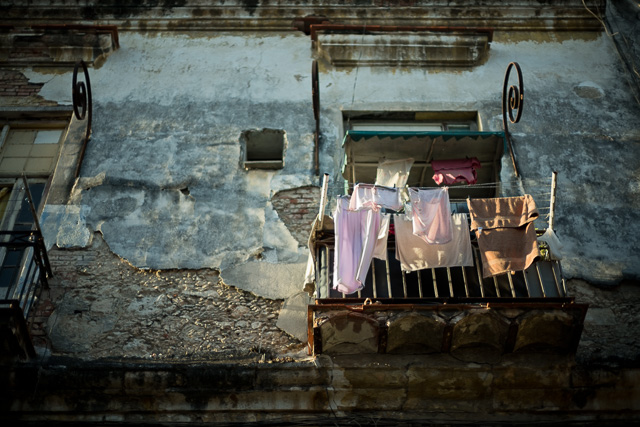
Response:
[308, 225, 587, 358]
[0, 178, 51, 363]
[306, 131, 587, 358]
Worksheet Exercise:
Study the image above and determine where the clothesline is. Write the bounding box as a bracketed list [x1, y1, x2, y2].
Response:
[325, 179, 553, 190]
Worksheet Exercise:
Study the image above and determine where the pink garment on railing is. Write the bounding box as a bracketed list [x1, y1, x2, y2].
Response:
[349, 183, 403, 212]
[431, 157, 481, 185]
[408, 187, 453, 244]
[394, 213, 473, 272]
[372, 213, 391, 261]
[333, 197, 383, 294]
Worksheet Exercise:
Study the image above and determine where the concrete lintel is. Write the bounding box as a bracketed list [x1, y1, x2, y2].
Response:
[316, 31, 491, 67]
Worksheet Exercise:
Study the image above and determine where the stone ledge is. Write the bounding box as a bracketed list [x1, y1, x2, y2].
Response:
[315, 30, 492, 67]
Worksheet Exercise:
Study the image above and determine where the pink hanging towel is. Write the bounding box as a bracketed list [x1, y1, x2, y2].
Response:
[431, 157, 481, 185]
[408, 187, 453, 244]
[333, 197, 382, 294]
[349, 183, 403, 212]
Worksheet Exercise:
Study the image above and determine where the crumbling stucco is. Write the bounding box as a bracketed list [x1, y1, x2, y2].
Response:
[25, 27, 640, 298]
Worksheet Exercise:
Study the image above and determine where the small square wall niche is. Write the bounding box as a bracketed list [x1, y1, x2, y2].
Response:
[242, 128, 286, 170]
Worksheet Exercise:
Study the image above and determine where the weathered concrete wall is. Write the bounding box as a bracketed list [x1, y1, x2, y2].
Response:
[28, 28, 640, 293]
[3, 354, 640, 425]
[30, 233, 304, 360]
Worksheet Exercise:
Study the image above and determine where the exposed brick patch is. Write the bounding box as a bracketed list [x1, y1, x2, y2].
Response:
[271, 186, 320, 246]
[0, 70, 44, 97]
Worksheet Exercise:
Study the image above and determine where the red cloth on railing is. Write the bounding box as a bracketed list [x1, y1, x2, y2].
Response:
[431, 157, 481, 185]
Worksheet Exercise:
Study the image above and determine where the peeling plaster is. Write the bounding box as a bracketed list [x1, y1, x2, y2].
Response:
[26, 30, 640, 290]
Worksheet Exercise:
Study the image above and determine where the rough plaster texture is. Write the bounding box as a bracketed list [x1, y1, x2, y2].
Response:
[38, 233, 305, 360]
[24, 28, 640, 296]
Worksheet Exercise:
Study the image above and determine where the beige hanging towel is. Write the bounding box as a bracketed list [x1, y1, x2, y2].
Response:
[467, 195, 540, 278]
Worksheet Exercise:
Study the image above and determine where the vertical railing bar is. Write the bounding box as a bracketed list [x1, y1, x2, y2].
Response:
[446, 267, 454, 297]
[474, 248, 485, 298]
[385, 256, 393, 298]
[401, 270, 408, 298]
[507, 272, 516, 297]
[417, 269, 423, 298]
[21, 175, 52, 279]
[535, 263, 547, 297]
[549, 171, 557, 231]
[14, 249, 36, 303]
[461, 267, 469, 297]
[318, 173, 330, 230]
[558, 261, 568, 297]
[20, 265, 39, 315]
[325, 246, 330, 299]
[431, 269, 439, 298]
[522, 268, 533, 298]
[550, 260, 563, 297]
[371, 261, 378, 299]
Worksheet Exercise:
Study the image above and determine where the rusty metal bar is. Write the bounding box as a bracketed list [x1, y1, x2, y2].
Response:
[385, 256, 392, 297]
[325, 246, 330, 298]
[493, 276, 501, 297]
[549, 171, 558, 230]
[312, 60, 320, 175]
[474, 248, 485, 298]
[72, 60, 92, 179]
[431, 269, 439, 298]
[522, 268, 533, 297]
[371, 262, 378, 299]
[551, 260, 563, 297]
[507, 272, 516, 297]
[21, 175, 52, 280]
[535, 263, 547, 297]
[401, 270, 408, 298]
[461, 266, 469, 297]
[446, 267, 454, 297]
[318, 173, 329, 230]
[502, 62, 524, 177]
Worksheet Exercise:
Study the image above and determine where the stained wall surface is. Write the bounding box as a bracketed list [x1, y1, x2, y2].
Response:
[27, 28, 640, 292]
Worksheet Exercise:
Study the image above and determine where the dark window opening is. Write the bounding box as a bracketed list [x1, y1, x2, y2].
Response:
[242, 128, 286, 170]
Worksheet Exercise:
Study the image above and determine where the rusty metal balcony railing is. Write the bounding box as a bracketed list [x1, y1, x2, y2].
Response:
[312, 227, 566, 302]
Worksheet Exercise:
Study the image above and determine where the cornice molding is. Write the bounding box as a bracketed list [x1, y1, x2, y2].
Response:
[2, 0, 606, 32]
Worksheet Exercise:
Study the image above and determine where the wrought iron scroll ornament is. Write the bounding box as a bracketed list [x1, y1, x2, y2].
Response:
[312, 60, 320, 176]
[502, 61, 523, 177]
[72, 60, 92, 178]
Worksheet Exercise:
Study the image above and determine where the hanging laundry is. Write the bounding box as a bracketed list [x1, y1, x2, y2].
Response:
[431, 157, 481, 185]
[349, 183, 403, 212]
[538, 227, 563, 260]
[372, 213, 391, 261]
[408, 187, 453, 244]
[333, 196, 383, 294]
[394, 213, 474, 271]
[467, 195, 540, 278]
[375, 158, 414, 188]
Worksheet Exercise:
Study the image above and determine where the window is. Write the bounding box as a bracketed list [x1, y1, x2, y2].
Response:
[0, 118, 68, 318]
[241, 128, 286, 170]
[342, 111, 501, 199]
[0, 126, 64, 177]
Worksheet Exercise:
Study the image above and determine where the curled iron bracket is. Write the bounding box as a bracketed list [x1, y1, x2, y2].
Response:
[502, 62, 523, 177]
[72, 60, 92, 179]
[312, 60, 320, 176]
